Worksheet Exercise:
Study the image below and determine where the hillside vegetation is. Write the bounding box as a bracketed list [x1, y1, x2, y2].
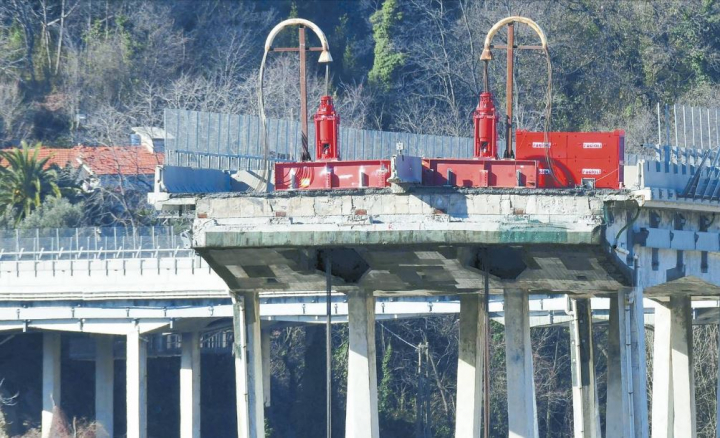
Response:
[1, 1, 720, 438]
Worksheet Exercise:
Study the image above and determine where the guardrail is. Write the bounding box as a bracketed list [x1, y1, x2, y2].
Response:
[0, 226, 193, 261]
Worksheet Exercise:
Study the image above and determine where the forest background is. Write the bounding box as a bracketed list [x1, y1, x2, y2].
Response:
[1, 0, 720, 437]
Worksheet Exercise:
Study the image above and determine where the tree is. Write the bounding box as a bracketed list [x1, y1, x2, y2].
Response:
[368, 0, 405, 91]
[0, 141, 60, 224]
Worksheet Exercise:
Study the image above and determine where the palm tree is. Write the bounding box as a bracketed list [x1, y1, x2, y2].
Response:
[0, 141, 61, 224]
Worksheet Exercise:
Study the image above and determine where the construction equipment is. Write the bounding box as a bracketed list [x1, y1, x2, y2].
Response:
[272, 16, 624, 192]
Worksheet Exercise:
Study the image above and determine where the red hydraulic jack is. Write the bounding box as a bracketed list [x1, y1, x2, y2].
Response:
[314, 96, 340, 160]
[423, 89, 537, 188]
[275, 95, 390, 190]
[473, 92, 498, 159]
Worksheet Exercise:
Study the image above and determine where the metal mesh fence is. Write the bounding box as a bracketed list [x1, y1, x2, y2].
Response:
[0, 226, 193, 261]
[164, 108, 475, 171]
[655, 103, 720, 150]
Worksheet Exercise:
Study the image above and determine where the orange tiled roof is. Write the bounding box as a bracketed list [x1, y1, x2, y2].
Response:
[1, 146, 164, 176]
[74, 146, 164, 176]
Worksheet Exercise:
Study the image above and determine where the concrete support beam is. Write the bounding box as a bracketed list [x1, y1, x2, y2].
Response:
[570, 298, 600, 438]
[652, 302, 673, 438]
[652, 297, 696, 438]
[41, 332, 61, 438]
[345, 290, 380, 438]
[232, 293, 265, 438]
[261, 330, 271, 408]
[95, 335, 114, 438]
[606, 290, 633, 438]
[717, 326, 720, 438]
[630, 285, 649, 438]
[504, 290, 538, 438]
[180, 332, 201, 438]
[670, 297, 696, 437]
[455, 294, 486, 438]
[126, 328, 147, 438]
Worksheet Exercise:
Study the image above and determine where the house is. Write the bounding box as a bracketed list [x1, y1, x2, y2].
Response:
[1, 145, 164, 191]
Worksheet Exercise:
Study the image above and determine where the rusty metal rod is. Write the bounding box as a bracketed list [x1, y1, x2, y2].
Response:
[505, 23, 515, 158]
[270, 46, 325, 52]
[299, 27, 310, 161]
[491, 44, 543, 50]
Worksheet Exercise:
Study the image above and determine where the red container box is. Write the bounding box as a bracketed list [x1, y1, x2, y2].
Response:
[566, 158, 622, 189]
[515, 131, 568, 160]
[517, 130, 624, 189]
[566, 130, 624, 162]
[535, 157, 575, 188]
[275, 160, 390, 190]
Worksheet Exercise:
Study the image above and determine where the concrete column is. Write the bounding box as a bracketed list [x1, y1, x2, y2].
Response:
[569, 298, 601, 438]
[345, 290, 380, 438]
[670, 296, 695, 437]
[652, 297, 696, 438]
[41, 332, 61, 438]
[455, 294, 486, 438]
[180, 332, 201, 438]
[716, 324, 720, 438]
[261, 330, 271, 408]
[606, 290, 633, 438]
[126, 328, 147, 438]
[232, 293, 265, 438]
[652, 301, 673, 438]
[630, 286, 650, 438]
[504, 290, 538, 438]
[95, 335, 114, 438]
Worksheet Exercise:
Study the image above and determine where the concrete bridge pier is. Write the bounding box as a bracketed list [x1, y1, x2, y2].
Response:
[606, 290, 633, 438]
[651, 296, 696, 438]
[630, 286, 650, 438]
[504, 290, 538, 438]
[261, 329, 272, 408]
[232, 292, 265, 438]
[717, 329, 720, 438]
[181, 332, 202, 438]
[345, 290, 380, 438]
[454, 294, 487, 438]
[605, 286, 650, 438]
[126, 327, 147, 438]
[569, 298, 600, 438]
[41, 332, 61, 438]
[95, 335, 115, 438]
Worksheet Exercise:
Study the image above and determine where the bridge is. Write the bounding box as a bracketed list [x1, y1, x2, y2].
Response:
[154, 104, 720, 438]
[5, 219, 720, 438]
[5, 104, 720, 438]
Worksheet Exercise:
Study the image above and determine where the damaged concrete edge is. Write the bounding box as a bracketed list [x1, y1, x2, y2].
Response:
[199, 226, 601, 249]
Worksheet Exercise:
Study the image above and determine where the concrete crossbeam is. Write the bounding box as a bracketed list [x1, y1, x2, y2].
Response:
[504, 290, 538, 438]
[345, 290, 380, 438]
[126, 328, 148, 438]
[455, 294, 486, 438]
[41, 332, 61, 438]
[180, 332, 201, 438]
[95, 335, 114, 438]
[570, 298, 600, 438]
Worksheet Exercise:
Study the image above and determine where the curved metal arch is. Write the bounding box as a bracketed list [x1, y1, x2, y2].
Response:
[480, 16, 547, 60]
[264, 18, 333, 63]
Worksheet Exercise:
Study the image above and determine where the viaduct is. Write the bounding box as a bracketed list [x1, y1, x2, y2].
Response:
[3, 142, 720, 438]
